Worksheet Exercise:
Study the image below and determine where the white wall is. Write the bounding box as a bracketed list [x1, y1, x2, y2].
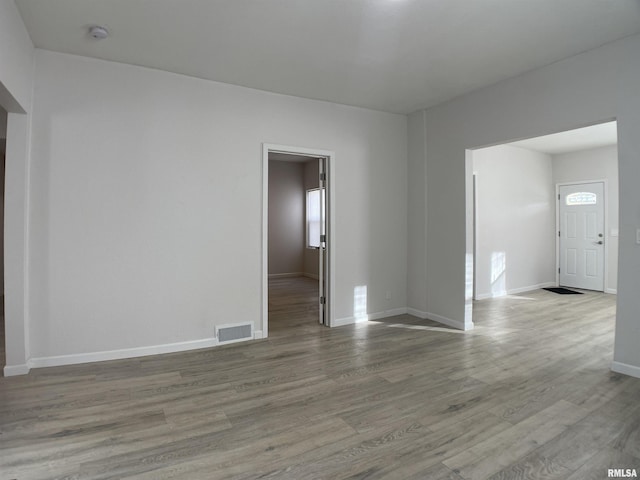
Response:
[552, 145, 619, 293]
[303, 159, 320, 278]
[268, 160, 304, 275]
[1, 108, 5, 298]
[22, 49, 407, 366]
[0, 107, 5, 298]
[1, 148, 4, 297]
[0, 1, 35, 375]
[408, 33, 640, 377]
[406, 111, 427, 314]
[0, 0, 34, 113]
[473, 145, 555, 299]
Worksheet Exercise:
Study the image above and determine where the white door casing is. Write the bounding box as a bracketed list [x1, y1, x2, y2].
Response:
[262, 143, 335, 336]
[558, 182, 605, 291]
[318, 157, 328, 325]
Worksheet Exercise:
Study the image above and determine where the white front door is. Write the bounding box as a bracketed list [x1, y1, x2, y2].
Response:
[559, 182, 605, 291]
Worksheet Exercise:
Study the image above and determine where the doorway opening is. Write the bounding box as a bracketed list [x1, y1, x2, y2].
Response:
[262, 144, 334, 338]
[468, 120, 618, 324]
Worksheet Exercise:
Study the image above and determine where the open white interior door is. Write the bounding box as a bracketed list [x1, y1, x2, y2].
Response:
[318, 157, 328, 325]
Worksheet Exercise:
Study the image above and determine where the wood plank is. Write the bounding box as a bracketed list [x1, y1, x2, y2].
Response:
[1, 278, 639, 479]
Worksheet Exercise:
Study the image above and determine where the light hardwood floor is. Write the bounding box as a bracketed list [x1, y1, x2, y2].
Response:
[1, 278, 639, 479]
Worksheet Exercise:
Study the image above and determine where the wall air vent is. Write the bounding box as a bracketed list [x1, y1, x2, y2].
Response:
[215, 323, 253, 345]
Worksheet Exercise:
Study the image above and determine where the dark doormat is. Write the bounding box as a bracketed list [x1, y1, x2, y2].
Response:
[543, 287, 583, 295]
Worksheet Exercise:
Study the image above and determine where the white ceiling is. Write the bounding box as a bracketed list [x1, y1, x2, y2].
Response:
[508, 121, 618, 155]
[15, 0, 640, 114]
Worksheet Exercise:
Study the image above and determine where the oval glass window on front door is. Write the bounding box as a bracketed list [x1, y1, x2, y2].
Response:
[566, 192, 597, 206]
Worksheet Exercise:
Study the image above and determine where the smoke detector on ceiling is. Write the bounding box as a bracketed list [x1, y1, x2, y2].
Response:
[89, 25, 109, 40]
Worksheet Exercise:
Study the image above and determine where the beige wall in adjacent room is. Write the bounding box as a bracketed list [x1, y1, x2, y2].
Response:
[268, 160, 305, 275]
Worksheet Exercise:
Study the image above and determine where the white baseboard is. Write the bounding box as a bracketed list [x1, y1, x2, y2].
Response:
[427, 312, 471, 330]
[474, 293, 492, 300]
[332, 316, 366, 327]
[605, 288, 617, 295]
[406, 308, 470, 330]
[3, 363, 31, 376]
[611, 361, 640, 379]
[407, 308, 428, 319]
[6, 333, 267, 375]
[333, 307, 408, 327]
[268, 272, 318, 280]
[268, 272, 304, 279]
[28, 337, 220, 370]
[509, 282, 556, 295]
[334, 307, 471, 331]
[367, 307, 408, 321]
[475, 282, 556, 300]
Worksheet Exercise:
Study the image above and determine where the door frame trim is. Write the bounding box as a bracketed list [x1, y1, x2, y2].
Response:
[261, 143, 336, 338]
[555, 179, 609, 292]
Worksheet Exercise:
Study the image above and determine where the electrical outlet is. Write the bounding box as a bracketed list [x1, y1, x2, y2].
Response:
[385, 291, 392, 300]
